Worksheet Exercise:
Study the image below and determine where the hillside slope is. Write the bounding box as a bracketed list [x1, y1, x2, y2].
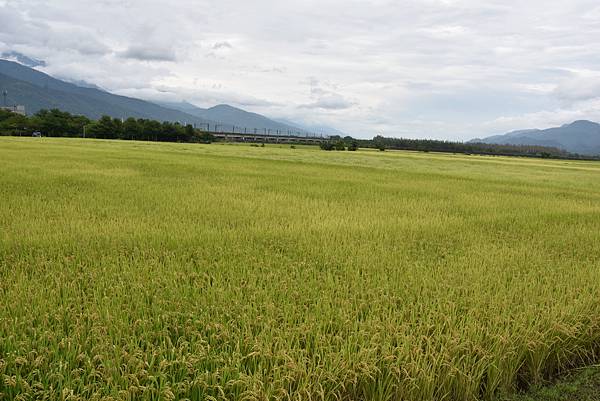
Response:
[158, 101, 309, 134]
[474, 121, 600, 155]
[0, 60, 217, 125]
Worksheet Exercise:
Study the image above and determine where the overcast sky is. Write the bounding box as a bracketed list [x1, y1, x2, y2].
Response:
[2, 0, 600, 139]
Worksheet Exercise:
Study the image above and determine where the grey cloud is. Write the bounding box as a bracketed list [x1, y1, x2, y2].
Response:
[119, 46, 177, 62]
[212, 42, 233, 50]
[302, 76, 354, 110]
[122, 84, 281, 109]
[260, 66, 287, 73]
[0, 4, 110, 57]
[52, 39, 111, 56]
[553, 76, 600, 102]
[1, 51, 46, 67]
[300, 95, 354, 110]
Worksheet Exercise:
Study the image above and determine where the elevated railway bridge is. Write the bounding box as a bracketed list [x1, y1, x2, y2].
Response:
[212, 132, 326, 144]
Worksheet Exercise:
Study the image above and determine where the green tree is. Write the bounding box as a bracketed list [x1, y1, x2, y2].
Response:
[123, 118, 140, 140]
[197, 131, 215, 143]
[112, 118, 124, 139]
[160, 121, 177, 141]
[33, 109, 79, 137]
[142, 120, 162, 141]
[334, 141, 346, 151]
[0, 114, 30, 136]
[373, 135, 386, 151]
[86, 116, 115, 139]
[183, 124, 195, 142]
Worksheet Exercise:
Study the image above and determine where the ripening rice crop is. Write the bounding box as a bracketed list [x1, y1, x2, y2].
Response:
[1, 137, 600, 401]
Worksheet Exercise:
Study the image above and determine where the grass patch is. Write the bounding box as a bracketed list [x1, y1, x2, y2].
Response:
[502, 366, 600, 401]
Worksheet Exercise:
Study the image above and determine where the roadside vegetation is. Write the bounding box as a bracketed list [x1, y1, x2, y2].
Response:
[1, 138, 600, 400]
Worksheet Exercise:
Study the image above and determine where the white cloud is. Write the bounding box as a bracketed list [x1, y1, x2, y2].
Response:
[484, 98, 600, 133]
[1, 0, 600, 139]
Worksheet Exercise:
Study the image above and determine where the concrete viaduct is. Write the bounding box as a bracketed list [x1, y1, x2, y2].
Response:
[212, 132, 326, 144]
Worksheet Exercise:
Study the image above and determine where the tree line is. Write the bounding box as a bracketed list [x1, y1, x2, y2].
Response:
[322, 135, 596, 160]
[2, 108, 597, 160]
[0, 109, 215, 143]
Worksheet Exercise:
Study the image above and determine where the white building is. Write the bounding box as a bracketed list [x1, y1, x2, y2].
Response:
[1, 105, 26, 115]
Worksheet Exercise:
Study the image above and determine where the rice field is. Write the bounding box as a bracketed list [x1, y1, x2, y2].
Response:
[1, 137, 600, 401]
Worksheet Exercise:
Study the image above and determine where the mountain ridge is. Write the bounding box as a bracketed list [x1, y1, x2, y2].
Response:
[472, 120, 600, 155]
[156, 101, 312, 135]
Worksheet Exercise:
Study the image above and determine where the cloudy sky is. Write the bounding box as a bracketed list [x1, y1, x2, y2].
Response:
[2, 0, 600, 139]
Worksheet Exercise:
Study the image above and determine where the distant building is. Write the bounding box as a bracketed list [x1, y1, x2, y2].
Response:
[0, 105, 26, 115]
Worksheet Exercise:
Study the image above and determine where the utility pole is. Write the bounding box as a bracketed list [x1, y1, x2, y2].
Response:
[2, 90, 7, 107]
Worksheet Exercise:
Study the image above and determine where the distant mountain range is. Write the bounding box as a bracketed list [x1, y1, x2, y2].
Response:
[157, 101, 310, 134]
[472, 120, 600, 155]
[0, 58, 333, 136]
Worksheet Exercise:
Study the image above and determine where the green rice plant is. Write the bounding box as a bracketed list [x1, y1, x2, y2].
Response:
[1, 137, 600, 400]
